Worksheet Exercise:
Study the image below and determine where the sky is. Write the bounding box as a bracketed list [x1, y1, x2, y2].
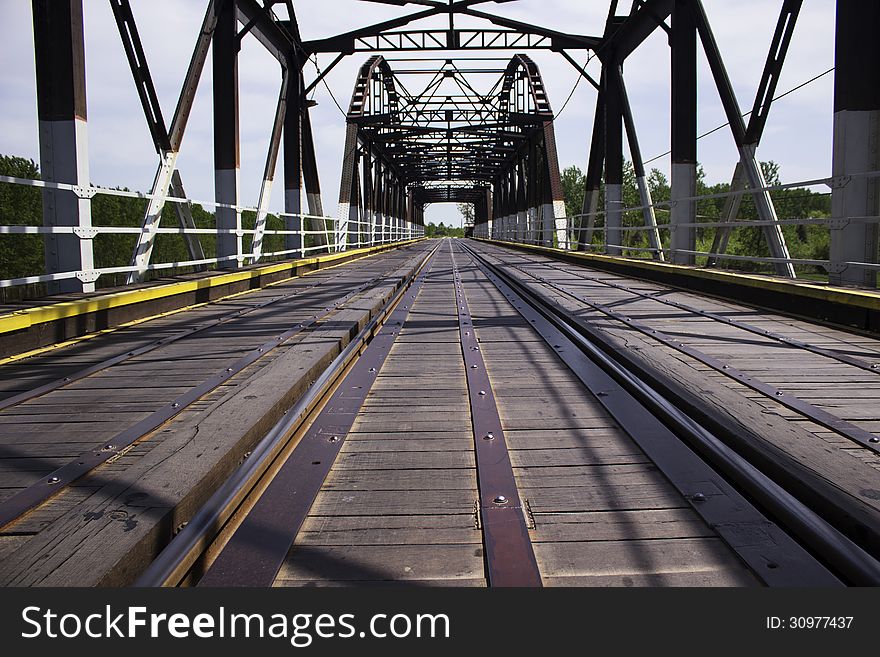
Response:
[0, 0, 836, 226]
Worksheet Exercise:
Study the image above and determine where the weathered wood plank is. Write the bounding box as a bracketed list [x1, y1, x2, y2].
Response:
[277, 545, 485, 581]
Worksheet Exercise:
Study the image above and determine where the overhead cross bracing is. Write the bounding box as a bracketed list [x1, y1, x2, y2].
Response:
[336, 53, 566, 248]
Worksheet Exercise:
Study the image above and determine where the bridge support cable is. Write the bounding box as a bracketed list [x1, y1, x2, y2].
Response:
[31, 0, 96, 294]
[830, 0, 880, 288]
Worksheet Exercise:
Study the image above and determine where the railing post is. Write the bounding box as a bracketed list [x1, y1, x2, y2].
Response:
[32, 0, 95, 293]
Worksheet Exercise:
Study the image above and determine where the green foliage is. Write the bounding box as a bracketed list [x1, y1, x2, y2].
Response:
[561, 165, 585, 219]
[0, 153, 302, 293]
[456, 203, 474, 225]
[0, 150, 835, 291]
[425, 221, 464, 238]
[0, 155, 43, 280]
[560, 159, 831, 277]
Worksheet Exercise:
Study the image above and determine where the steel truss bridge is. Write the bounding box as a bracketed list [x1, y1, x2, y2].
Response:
[1, 1, 880, 588]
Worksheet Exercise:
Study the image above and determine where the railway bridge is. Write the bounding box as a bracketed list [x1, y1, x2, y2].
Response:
[1, 0, 880, 587]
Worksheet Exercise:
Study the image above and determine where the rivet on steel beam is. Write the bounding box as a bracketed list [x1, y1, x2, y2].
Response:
[47, 477, 60, 485]
[483, 432, 494, 441]
[479, 390, 486, 395]
[328, 436, 340, 443]
[691, 493, 706, 502]
[775, 391, 784, 397]
[869, 437, 879, 443]
[63, 377, 71, 382]
[172, 402, 180, 408]
[493, 495, 507, 504]
[369, 367, 376, 372]
[227, 368, 233, 372]
[471, 365, 478, 369]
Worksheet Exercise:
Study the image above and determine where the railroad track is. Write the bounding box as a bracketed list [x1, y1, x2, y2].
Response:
[467, 242, 880, 558]
[135, 239, 880, 587]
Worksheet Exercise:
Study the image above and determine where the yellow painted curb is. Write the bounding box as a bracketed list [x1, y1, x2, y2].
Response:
[0, 239, 425, 335]
[477, 239, 880, 312]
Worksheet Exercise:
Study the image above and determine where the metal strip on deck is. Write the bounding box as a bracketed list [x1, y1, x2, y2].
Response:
[460, 242, 843, 587]
[490, 256, 880, 454]
[450, 243, 542, 588]
[197, 247, 439, 587]
[508, 251, 880, 374]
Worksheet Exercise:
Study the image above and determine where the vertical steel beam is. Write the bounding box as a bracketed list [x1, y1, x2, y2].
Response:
[32, 0, 95, 293]
[829, 0, 880, 288]
[283, 72, 304, 258]
[604, 60, 624, 256]
[363, 148, 374, 246]
[670, 0, 697, 265]
[213, 0, 241, 269]
[618, 68, 664, 261]
[516, 161, 527, 242]
[541, 121, 568, 248]
[579, 84, 605, 251]
[527, 144, 538, 243]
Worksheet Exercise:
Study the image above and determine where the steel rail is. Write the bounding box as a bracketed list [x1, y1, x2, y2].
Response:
[136, 242, 441, 587]
[0, 247, 430, 531]
[450, 242, 542, 587]
[502, 249, 880, 374]
[489, 254, 880, 454]
[461, 241, 880, 585]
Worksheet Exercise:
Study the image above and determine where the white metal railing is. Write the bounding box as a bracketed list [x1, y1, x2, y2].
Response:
[0, 175, 424, 290]
[479, 169, 880, 282]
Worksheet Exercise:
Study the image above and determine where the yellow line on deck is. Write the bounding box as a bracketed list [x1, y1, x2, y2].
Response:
[0, 240, 424, 337]
[0, 240, 424, 363]
[480, 239, 880, 312]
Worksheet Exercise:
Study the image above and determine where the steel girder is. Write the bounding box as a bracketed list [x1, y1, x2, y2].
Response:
[335, 52, 564, 246]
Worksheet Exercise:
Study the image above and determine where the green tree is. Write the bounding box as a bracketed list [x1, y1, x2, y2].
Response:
[457, 203, 474, 225]
[561, 165, 585, 219]
[0, 155, 43, 281]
